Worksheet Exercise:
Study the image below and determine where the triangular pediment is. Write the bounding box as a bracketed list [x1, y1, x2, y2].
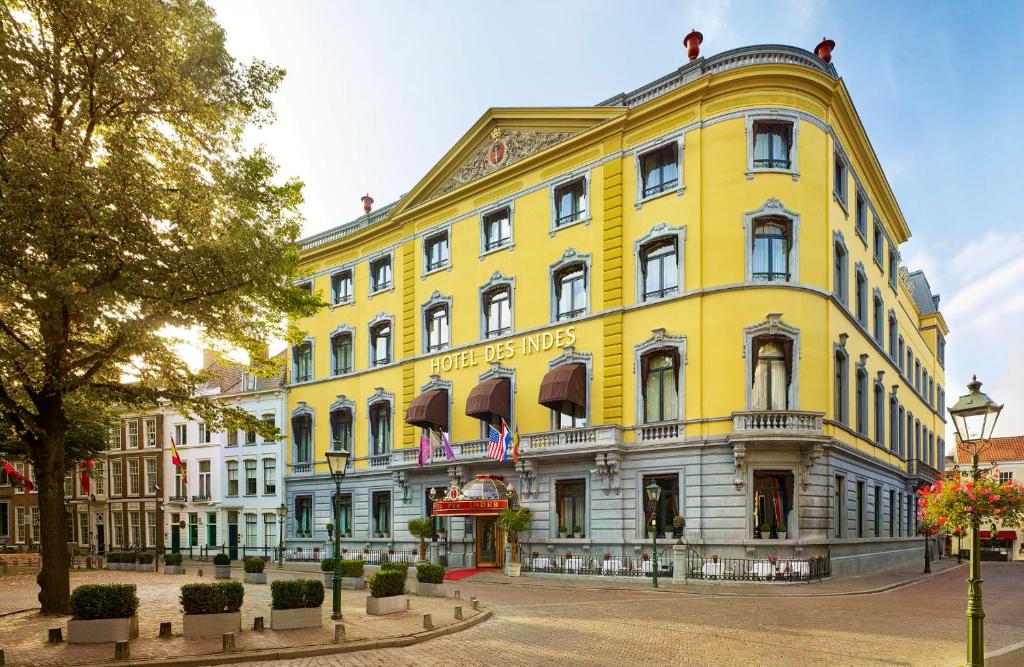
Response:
[393, 107, 624, 216]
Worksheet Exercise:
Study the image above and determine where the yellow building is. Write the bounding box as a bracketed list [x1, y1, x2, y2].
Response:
[284, 39, 947, 578]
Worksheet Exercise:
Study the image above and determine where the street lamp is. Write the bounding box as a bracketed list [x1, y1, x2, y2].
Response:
[949, 375, 1003, 667]
[276, 504, 287, 570]
[645, 481, 662, 589]
[325, 450, 350, 621]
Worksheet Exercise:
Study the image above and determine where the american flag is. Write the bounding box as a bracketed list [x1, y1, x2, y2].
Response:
[486, 425, 505, 462]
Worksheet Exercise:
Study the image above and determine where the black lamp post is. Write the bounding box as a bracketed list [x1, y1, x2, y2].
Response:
[645, 481, 662, 588]
[276, 503, 287, 569]
[325, 450, 350, 621]
[948, 375, 1003, 667]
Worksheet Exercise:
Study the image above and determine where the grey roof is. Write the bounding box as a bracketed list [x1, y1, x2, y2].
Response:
[905, 270, 940, 315]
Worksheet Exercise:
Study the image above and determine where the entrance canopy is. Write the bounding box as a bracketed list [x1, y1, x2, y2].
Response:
[430, 475, 521, 516]
[405, 388, 449, 431]
[980, 530, 1017, 540]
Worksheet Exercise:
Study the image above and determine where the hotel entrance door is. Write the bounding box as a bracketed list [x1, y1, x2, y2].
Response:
[476, 516, 504, 568]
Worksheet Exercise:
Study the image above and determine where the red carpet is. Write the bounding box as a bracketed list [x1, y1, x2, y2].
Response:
[444, 567, 496, 581]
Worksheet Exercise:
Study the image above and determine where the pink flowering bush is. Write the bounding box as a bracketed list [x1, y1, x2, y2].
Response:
[917, 471, 1024, 533]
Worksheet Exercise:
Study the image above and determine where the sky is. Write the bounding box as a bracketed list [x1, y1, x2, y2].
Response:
[206, 0, 1024, 449]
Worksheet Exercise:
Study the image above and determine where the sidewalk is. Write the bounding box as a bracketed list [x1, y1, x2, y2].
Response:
[0, 568, 485, 667]
[459, 556, 964, 597]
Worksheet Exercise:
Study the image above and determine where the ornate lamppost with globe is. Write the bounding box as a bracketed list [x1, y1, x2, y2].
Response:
[325, 450, 350, 621]
[948, 375, 1003, 667]
[276, 503, 287, 569]
[645, 481, 662, 588]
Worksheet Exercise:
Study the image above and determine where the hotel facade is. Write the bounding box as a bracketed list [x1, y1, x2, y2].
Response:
[284, 40, 948, 577]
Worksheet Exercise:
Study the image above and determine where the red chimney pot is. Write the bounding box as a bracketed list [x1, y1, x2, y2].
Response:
[684, 29, 703, 61]
[815, 37, 835, 63]
[361, 193, 374, 214]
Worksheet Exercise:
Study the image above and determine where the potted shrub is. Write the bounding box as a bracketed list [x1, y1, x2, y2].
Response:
[573, 524, 583, 538]
[117, 553, 135, 571]
[415, 563, 446, 597]
[340, 559, 366, 589]
[407, 517, 433, 562]
[213, 552, 231, 579]
[164, 552, 184, 575]
[243, 556, 266, 584]
[320, 557, 336, 588]
[365, 568, 408, 615]
[558, 523, 568, 539]
[672, 515, 686, 539]
[381, 561, 411, 593]
[326, 522, 335, 540]
[104, 552, 117, 570]
[759, 522, 772, 540]
[136, 552, 155, 572]
[66, 584, 140, 643]
[497, 508, 533, 577]
[777, 521, 788, 540]
[180, 581, 244, 637]
[270, 579, 324, 630]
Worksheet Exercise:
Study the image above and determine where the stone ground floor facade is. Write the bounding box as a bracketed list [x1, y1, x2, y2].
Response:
[284, 433, 938, 578]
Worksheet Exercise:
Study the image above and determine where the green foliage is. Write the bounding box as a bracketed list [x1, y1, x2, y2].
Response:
[759, 523, 772, 532]
[270, 579, 324, 610]
[70, 584, 139, 620]
[339, 560, 364, 578]
[108, 552, 136, 564]
[320, 557, 335, 572]
[407, 518, 433, 540]
[213, 553, 230, 566]
[179, 581, 244, 615]
[381, 562, 409, 578]
[416, 564, 445, 584]
[367, 570, 405, 598]
[164, 552, 183, 566]
[243, 557, 265, 573]
[136, 553, 154, 564]
[497, 509, 533, 540]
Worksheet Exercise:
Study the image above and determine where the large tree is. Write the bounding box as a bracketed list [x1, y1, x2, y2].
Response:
[0, 0, 318, 613]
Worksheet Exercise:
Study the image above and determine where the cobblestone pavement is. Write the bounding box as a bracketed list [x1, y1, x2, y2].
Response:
[241, 563, 1024, 667]
[0, 567, 478, 666]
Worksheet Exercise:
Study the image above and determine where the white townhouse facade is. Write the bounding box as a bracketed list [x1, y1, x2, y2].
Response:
[162, 354, 287, 557]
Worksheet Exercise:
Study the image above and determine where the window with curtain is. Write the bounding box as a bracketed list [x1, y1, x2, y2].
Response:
[370, 256, 392, 292]
[874, 383, 885, 446]
[640, 238, 678, 300]
[293, 342, 312, 382]
[370, 403, 391, 454]
[642, 474, 680, 538]
[751, 219, 790, 282]
[483, 286, 511, 338]
[295, 496, 312, 535]
[245, 460, 257, 495]
[643, 351, 679, 422]
[372, 491, 391, 536]
[483, 207, 511, 251]
[226, 461, 238, 496]
[834, 350, 848, 425]
[855, 270, 867, 324]
[425, 304, 450, 352]
[371, 322, 391, 365]
[753, 471, 794, 537]
[855, 367, 868, 435]
[263, 459, 276, 494]
[425, 232, 450, 271]
[833, 241, 847, 302]
[554, 177, 586, 227]
[556, 479, 586, 537]
[752, 339, 789, 411]
[640, 143, 679, 197]
[292, 414, 312, 463]
[555, 401, 586, 430]
[752, 121, 792, 169]
[330, 408, 352, 452]
[331, 332, 353, 374]
[331, 269, 353, 304]
[336, 493, 352, 536]
[264, 514, 276, 548]
[555, 264, 587, 320]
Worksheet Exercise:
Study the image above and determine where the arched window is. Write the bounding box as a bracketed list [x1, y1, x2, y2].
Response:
[874, 381, 885, 446]
[483, 286, 512, 338]
[751, 219, 791, 282]
[291, 413, 312, 463]
[425, 303, 449, 352]
[855, 365, 868, 435]
[834, 235, 848, 303]
[329, 408, 352, 452]
[370, 402, 391, 455]
[370, 321, 391, 366]
[642, 351, 679, 422]
[554, 264, 587, 320]
[331, 331, 353, 375]
[292, 341, 312, 383]
[834, 348, 849, 425]
[639, 238, 679, 300]
[751, 339, 790, 411]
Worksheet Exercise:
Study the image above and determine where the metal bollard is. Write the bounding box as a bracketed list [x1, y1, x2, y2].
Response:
[334, 623, 345, 643]
[253, 616, 264, 631]
[222, 633, 236, 652]
[453, 589, 461, 599]
[454, 605, 463, 620]
[423, 613, 433, 630]
[1, 648, 6, 666]
[197, 568, 203, 577]
[114, 641, 130, 661]
[472, 598, 480, 611]
[159, 622, 172, 637]
[48, 628, 63, 643]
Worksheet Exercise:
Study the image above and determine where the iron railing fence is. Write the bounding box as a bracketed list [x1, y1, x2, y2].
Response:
[519, 545, 674, 578]
[683, 546, 830, 582]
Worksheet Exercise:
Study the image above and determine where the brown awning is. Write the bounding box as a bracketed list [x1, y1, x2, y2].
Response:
[405, 389, 449, 431]
[538, 363, 586, 410]
[465, 377, 511, 424]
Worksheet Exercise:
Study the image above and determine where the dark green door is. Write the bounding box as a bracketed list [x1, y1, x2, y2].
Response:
[170, 526, 180, 553]
[228, 524, 238, 560]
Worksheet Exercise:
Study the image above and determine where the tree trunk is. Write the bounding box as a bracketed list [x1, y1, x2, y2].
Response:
[32, 430, 70, 614]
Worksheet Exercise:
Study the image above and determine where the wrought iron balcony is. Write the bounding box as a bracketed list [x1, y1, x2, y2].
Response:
[731, 411, 825, 438]
[191, 494, 212, 503]
[908, 458, 941, 481]
[168, 495, 187, 503]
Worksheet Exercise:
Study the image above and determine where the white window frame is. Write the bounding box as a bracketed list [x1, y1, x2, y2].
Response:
[368, 251, 394, 297]
[330, 267, 354, 307]
[143, 418, 157, 448]
[292, 336, 314, 384]
[549, 248, 591, 323]
[329, 324, 355, 376]
[422, 228, 452, 277]
[743, 198, 799, 283]
[479, 272, 515, 340]
[126, 421, 139, 449]
[635, 134, 685, 208]
[420, 290, 452, 354]
[479, 200, 515, 257]
[745, 112, 799, 180]
[548, 171, 591, 235]
[368, 313, 395, 367]
[145, 457, 158, 495]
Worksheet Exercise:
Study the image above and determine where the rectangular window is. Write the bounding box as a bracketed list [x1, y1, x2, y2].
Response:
[111, 511, 122, 547]
[111, 460, 123, 496]
[198, 423, 210, 444]
[639, 143, 679, 198]
[245, 460, 257, 495]
[295, 496, 312, 535]
[483, 287, 512, 338]
[641, 238, 679, 300]
[226, 461, 239, 496]
[833, 242, 847, 303]
[898, 338, 905, 373]
[293, 415, 312, 463]
[643, 351, 679, 422]
[371, 404, 391, 454]
[371, 322, 392, 365]
[874, 485, 881, 537]
[0, 501, 8, 537]
[293, 342, 312, 383]
[206, 512, 217, 546]
[874, 384, 885, 446]
[78, 511, 88, 545]
[94, 461, 104, 495]
[146, 511, 156, 546]
[245, 513, 257, 546]
[126, 421, 139, 449]
[144, 418, 157, 448]
[263, 459, 276, 494]
[425, 305, 450, 352]
[555, 400, 586, 430]
[264, 514, 276, 548]
[873, 221, 884, 264]
[834, 475, 845, 538]
[370, 255, 392, 293]
[553, 177, 586, 227]
[554, 264, 587, 320]
[372, 491, 391, 536]
[425, 232, 450, 272]
[751, 219, 791, 282]
[999, 471, 1014, 483]
[109, 423, 122, 450]
[331, 333, 353, 374]
[198, 460, 211, 498]
[295, 280, 312, 294]
[129, 511, 141, 546]
[337, 494, 353, 536]
[855, 191, 867, 238]
[482, 207, 511, 251]
[888, 489, 895, 537]
[856, 481, 865, 538]
[227, 427, 238, 447]
[873, 297, 884, 343]
[888, 247, 898, 287]
[261, 413, 275, 442]
[330, 410, 353, 452]
[64, 475, 72, 497]
[938, 335, 946, 366]
[331, 270, 353, 305]
[834, 352, 848, 425]
[174, 461, 188, 497]
[174, 423, 187, 447]
[752, 121, 792, 170]
[834, 153, 847, 205]
[855, 271, 867, 324]
[145, 458, 158, 494]
[753, 471, 794, 537]
[245, 422, 257, 445]
[556, 479, 586, 537]
[643, 474, 680, 538]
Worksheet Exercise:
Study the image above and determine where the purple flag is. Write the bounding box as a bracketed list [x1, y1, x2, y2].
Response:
[418, 432, 430, 468]
[441, 429, 455, 461]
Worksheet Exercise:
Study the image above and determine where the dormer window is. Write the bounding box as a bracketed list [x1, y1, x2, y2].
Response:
[553, 177, 587, 228]
[331, 270, 353, 305]
[370, 255, 392, 293]
[639, 143, 679, 198]
[752, 121, 792, 170]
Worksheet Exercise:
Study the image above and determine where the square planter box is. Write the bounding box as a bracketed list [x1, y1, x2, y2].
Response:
[214, 565, 232, 579]
[67, 615, 139, 644]
[270, 606, 322, 630]
[365, 595, 408, 616]
[182, 612, 241, 637]
[244, 572, 266, 584]
[136, 563, 153, 572]
[164, 565, 185, 575]
[342, 576, 366, 590]
[415, 581, 446, 597]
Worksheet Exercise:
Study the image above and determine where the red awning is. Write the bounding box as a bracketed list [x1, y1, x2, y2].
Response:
[979, 530, 1017, 540]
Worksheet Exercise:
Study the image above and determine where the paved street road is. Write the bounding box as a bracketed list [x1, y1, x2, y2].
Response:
[239, 563, 1024, 667]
